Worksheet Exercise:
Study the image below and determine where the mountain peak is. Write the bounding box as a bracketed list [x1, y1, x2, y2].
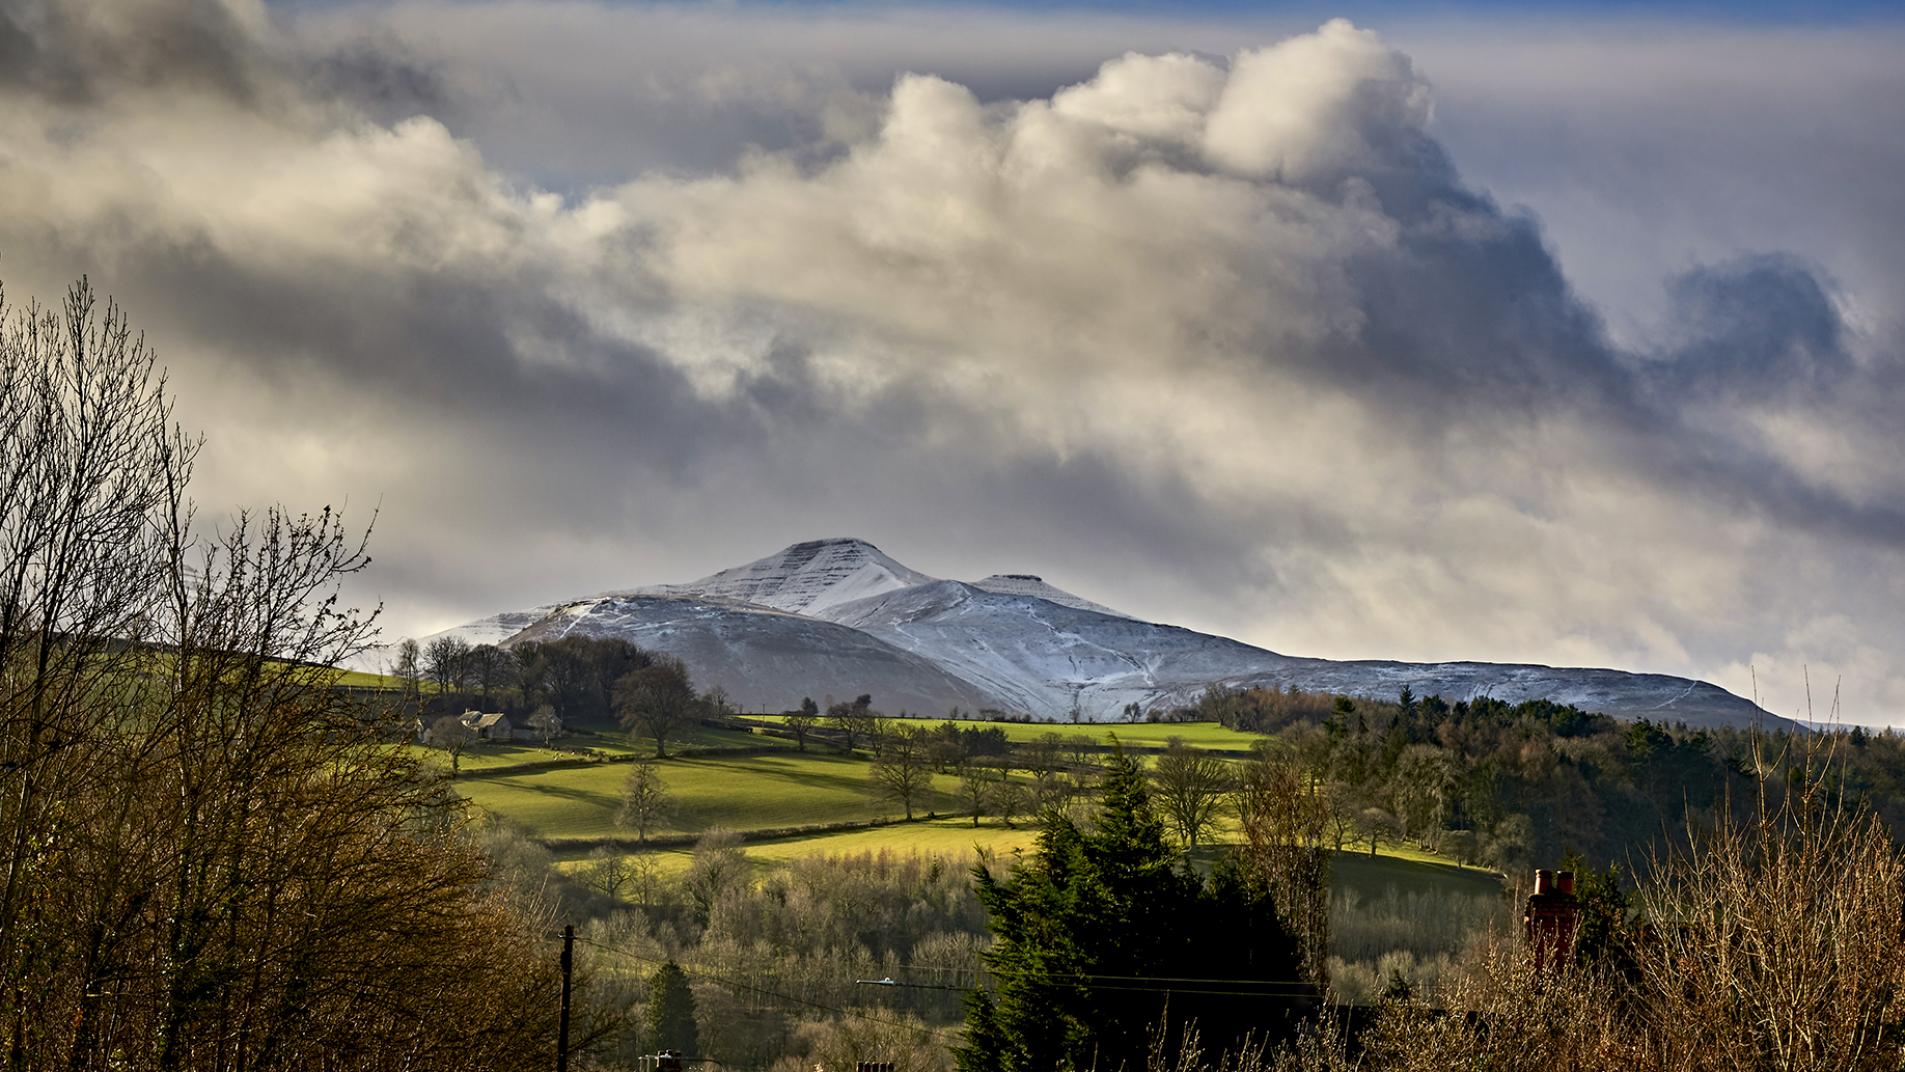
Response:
[788, 536, 883, 553]
[970, 573, 1129, 618]
[653, 536, 935, 616]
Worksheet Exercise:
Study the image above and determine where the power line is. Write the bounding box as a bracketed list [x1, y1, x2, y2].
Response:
[855, 978, 966, 992]
[568, 934, 964, 1042]
[566, 931, 1317, 1045]
[858, 976, 1315, 999]
[891, 961, 1318, 990]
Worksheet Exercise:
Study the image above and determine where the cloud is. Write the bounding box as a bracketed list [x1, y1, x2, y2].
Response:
[0, 0, 268, 104]
[2, 0, 1902, 722]
[1204, 19, 1431, 185]
[1660, 254, 1849, 397]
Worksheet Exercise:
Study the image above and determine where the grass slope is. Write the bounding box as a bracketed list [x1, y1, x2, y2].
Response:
[458, 722, 1500, 903]
[1329, 850, 1501, 900]
[459, 749, 965, 844]
[557, 822, 1502, 905]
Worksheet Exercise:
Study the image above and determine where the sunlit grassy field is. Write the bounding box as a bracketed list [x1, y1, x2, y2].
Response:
[746, 816, 1040, 862]
[457, 749, 968, 843]
[457, 717, 1498, 903]
[329, 666, 408, 688]
[555, 820, 1500, 906]
[414, 723, 789, 772]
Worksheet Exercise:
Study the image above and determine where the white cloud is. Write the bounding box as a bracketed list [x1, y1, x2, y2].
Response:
[3, 0, 1903, 722]
[1204, 18, 1431, 183]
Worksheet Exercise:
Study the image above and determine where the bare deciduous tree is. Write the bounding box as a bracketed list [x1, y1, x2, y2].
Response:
[1151, 738, 1234, 850]
[428, 713, 476, 776]
[614, 658, 701, 757]
[1235, 743, 1331, 987]
[392, 637, 422, 698]
[870, 726, 934, 820]
[0, 279, 189, 1000]
[527, 703, 563, 745]
[958, 762, 994, 827]
[785, 696, 820, 752]
[827, 694, 876, 754]
[993, 770, 1027, 828]
[618, 760, 673, 843]
[684, 829, 747, 924]
[466, 642, 511, 701]
[424, 634, 471, 694]
[0, 277, 563, 1070]
[583, 846, 637, 902]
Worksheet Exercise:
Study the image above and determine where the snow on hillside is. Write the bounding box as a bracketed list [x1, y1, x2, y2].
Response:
[1221, 659, 1776, 731]
[375, 536, 1781, 731]
[424, 606, 559, 649]
[642, 538, 934, 617]
[819, 579, 1291, 719]
[506, 593, 1000, 714]
[969, 574, 1129, 618]
[822, 577, 1777, 726]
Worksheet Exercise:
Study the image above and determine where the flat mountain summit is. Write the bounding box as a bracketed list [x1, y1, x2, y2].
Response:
[639, 537, 934, 617]
[411, 537, 1780, 730]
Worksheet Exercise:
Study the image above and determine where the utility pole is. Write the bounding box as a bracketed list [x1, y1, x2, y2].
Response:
[557, 924, 574, 1072]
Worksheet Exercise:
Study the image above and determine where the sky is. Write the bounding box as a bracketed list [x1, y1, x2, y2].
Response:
[2, 0, 1902, 723]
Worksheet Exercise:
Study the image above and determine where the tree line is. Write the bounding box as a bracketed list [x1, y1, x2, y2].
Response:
[1169, 681, 1905, 877]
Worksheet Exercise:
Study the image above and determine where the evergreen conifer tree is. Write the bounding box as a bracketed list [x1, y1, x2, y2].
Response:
[645, 961, 700, 1056]
[959, 749, 1309, 1071]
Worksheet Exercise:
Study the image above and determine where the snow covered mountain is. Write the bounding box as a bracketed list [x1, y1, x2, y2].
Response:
[396, 537, 1782, 730]
[505, 593, 1000, 715]
[815, 578, 1773, 728]
[640, 537, 933, 617]
[817, 579, 1287, 718]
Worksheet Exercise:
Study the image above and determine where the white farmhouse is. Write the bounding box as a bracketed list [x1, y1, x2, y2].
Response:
[459, 710, 513, 742]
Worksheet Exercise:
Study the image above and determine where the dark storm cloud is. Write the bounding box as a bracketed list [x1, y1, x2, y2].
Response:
[0, 0, 263, 103]
[4, 0, 1903, 718]
[304, 34, 449, 121]
[1662, 255, 1850, 397]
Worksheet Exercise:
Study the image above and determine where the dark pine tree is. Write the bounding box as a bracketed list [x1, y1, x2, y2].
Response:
[644, 960, 700, 1056]
[958, 749, 1308, 1072]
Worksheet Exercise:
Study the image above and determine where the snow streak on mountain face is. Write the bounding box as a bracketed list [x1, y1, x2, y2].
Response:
[642, 538, 934, 617]
[399, 537, 1782, 730]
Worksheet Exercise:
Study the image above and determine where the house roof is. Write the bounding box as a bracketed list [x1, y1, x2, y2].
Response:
[461, 710, 510, 730]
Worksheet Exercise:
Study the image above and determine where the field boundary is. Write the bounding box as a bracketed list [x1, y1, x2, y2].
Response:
[453, 742, 793, 780]
[537, 812, 981, 853]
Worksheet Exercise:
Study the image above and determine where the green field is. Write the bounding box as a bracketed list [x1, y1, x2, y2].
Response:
[417, 723, 788, 772]
[458, 749, 967, 843]
[557, 818, 1499, 907]
[330, 666, 408, 688]
[744, 816, 1038, 862]
[455, 716, 1499, 906]
[1330, 850, 1501, 899]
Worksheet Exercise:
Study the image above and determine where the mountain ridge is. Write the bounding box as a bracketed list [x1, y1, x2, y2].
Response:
[394, 537, 1784, 731]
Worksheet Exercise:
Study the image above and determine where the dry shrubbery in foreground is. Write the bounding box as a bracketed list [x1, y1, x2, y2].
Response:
[1163, 744, 1905, 1072]
[0, 280, 560, 1070]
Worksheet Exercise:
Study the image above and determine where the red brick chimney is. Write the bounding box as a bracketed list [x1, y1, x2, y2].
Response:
[1524, 868, 1580, 973]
